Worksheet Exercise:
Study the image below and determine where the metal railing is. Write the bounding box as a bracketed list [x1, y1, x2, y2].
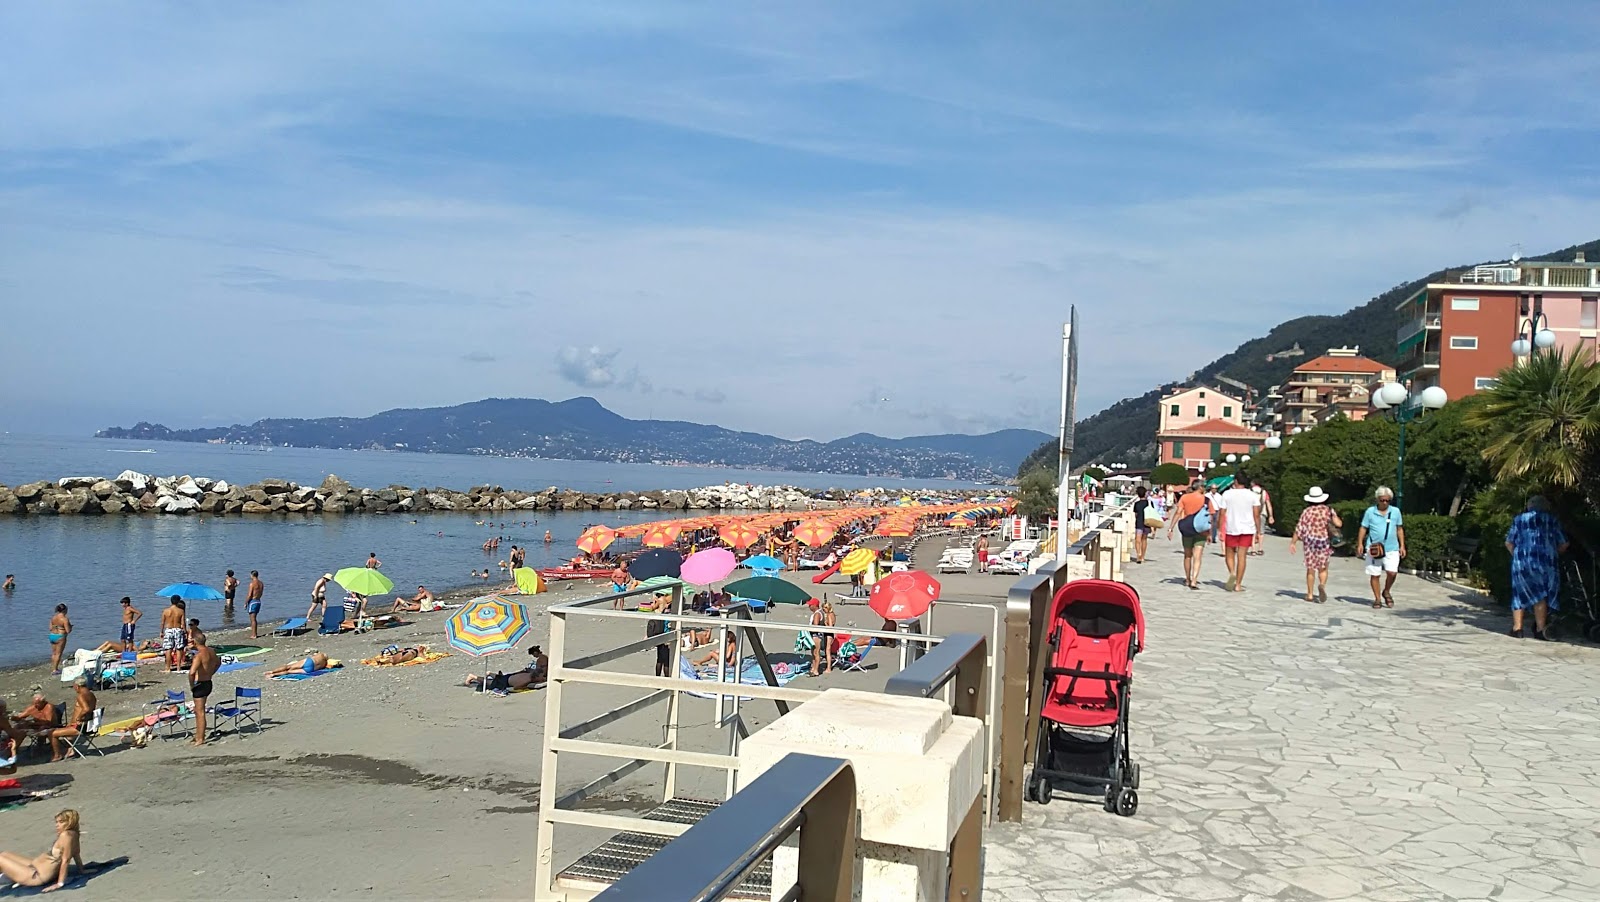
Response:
[996, 499, 1135, 821]
[594, 753, 857, 902]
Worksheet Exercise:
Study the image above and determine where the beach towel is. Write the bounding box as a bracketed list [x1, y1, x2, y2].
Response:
[213, 644, 272, 658]
[360, 650, 450, 667]
[678, 657, 804, 701]
[1, 857, 129, 895]
[271, 661, 344, 681]
[216, 661, 263, 674]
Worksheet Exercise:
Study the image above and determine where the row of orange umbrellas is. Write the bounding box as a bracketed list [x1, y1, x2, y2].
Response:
[574, 499, 1016, 555]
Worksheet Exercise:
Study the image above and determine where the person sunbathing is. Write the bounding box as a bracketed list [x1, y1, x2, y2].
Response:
[266, 651, 330, 677]
[465, 645, 548, 693]
[0, 809, 82, 892]
[392, 586, 436, 613]
[691, 633, 739, 670]
[371, 644, 429, 665]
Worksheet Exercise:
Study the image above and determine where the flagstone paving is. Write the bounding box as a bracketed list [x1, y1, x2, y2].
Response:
[985, 535, 1600, 901]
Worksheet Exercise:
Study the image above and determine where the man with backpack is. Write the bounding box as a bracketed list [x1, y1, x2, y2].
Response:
[1165, 480, 1215, 590]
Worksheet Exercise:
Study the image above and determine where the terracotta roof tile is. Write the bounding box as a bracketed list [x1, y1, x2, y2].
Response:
[1160, 419, 1268, 438]
[1293, 355, 1391, 374]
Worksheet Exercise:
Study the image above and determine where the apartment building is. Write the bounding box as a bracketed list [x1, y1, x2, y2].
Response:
[1270, 347, 1395, 431]
[1155, 386, 1266, 471]
[1396, 253, 1600, 398]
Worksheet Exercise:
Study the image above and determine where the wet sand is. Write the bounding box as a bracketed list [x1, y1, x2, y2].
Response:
[0, 539, 1014, 900]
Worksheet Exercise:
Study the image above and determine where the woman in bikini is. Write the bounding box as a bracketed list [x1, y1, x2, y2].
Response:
[47, 605, 71, 675]
[266, 651, 330, 677]
[371, 644, 428, 665]
[0, 809, 82, 892]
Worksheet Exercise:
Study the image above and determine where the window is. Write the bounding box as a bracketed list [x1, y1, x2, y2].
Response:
[1171, 441, 1184, 457]
[1169, 403, 1180, 416]
[1199, 391, 1206, 398]
[1474, 377, 1498, 390]
[1222, 405, 1233, 418]
[1451, 297, 1479, 311]
[1583, 297, 1597, 329]
[1449, 336, 1478, 350]
[1196, 405, 1206, 418]
[1210, 442, 1222, 458]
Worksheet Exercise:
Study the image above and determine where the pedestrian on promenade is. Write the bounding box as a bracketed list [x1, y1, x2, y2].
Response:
[1505, 495, 1568, 640]
[1131, 486, 1152, 564]
[1251, 484, 1275, 555]
[1356, 486, 1406, 609]
[246, 570, 264, 639]
[1166, 480, 1214, 590]
[1206, 484, 1224, 549]
[47, 605, 71, 674]
[1288, 487, 1341, 603]
[1220, 475, 1260, 592]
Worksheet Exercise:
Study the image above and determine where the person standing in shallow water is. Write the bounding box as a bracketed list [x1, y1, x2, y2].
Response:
[47, 605, 71, 674]
[1505, 495, 1568, 641]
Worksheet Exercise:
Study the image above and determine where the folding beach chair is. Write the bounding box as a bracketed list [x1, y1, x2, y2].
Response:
[835, 637, 879, 673]
[67, 708, 106, 758]
[98, 652, 139, 691]
[274, 617, 310, 637]
[145, 690, 190, 738]
[320, 604, 346, 635]
[211, 687, 264, 737]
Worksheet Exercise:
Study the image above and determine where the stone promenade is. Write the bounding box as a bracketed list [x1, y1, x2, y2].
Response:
[985, 535, 1600, 901]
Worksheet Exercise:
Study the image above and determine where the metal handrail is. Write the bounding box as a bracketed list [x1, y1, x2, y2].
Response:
[594, 753, 857, 902]
[885, 632, 987, 722]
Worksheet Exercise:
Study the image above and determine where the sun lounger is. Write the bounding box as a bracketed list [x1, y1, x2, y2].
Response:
[273, 618, 310, 637]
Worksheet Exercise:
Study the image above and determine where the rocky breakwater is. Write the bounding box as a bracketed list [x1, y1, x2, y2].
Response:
[0, 472, 832, 516]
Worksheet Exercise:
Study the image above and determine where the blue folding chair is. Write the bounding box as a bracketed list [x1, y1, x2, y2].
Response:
[99, 652, 139, 691]
[211, 687, 263, 736]
[144, 690, 191, 738]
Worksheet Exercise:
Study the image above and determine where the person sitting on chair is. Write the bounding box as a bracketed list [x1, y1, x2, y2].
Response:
[11, 690, 56, 735]
[266, 651, 330, 677]
[47, 679, 96, 762]
[690, 632, 739, 670]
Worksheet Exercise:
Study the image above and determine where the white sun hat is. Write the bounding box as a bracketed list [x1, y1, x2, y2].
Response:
[1303, 487, 1330, 503]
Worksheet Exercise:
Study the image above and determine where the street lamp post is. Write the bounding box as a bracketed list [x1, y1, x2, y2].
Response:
[1371, 381, 1448, 508]
[1511, 292, 1556, 358]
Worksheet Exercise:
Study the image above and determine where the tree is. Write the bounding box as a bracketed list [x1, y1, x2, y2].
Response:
[1015, 468, 1058, 520]
[1403, 394, 1492, 516]
[1468, 347, 1600, 491]
[1148, 462, 1190, 486]
[1081, 466, 1107, 482]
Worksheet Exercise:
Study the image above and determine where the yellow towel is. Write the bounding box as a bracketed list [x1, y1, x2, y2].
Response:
[360, 651, 450, 668]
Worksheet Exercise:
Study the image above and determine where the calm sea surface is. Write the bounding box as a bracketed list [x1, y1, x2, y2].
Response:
[0, 434, 997, 668]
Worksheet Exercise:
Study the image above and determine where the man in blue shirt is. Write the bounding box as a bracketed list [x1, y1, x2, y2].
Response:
[1356, 487, 1406, 608]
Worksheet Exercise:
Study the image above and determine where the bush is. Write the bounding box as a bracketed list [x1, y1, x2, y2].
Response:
[1332, 501, 1368, 553]
[1402, 514, 1458, 572]
[1148, 462, 1189, 486]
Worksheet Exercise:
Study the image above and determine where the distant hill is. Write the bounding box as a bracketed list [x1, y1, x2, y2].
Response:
[99, 397, 1048, 482]
[1018, 237, 1600, 475]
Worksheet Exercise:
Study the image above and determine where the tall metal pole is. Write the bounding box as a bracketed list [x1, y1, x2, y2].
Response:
[1396, 414, 1407, 510]
[1056, 309, 1078, 561]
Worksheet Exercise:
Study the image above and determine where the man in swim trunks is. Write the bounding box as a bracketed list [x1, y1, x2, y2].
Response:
[223, 570, 238, 610]
[160, 596, 188, 672]
[47, 678, 97, 762]
[119, 596, 142, 652]
[188, 633, 220, 746]
[245, 570, 264, 639]
[392, 585, 435, 613]
[266, 651, 329, 678]
[307, 573, 333, 622]
[2, 575, 13, 592]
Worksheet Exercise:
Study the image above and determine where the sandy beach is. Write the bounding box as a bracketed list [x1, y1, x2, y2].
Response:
[0, 538, 1011, 900]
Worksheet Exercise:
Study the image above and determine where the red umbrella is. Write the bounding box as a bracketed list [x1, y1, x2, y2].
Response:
[869, 571, 941, 621]
[874, 519, 916, 538]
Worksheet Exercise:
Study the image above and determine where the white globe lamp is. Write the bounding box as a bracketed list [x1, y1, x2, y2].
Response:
[1265, 436, 1282, 449]
[1371, 391, 1392, 411]
[1511, 337, 1532, 357]
[1241, 454, 1251, 462]
[1378, 382, 1409, 407]
[1225, 453, 1237, 463]
[1419, 385, 1449, 410]
[1534, 328, 1557, 350]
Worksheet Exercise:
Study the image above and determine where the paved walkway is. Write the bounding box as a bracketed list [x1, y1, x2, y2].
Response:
[985, 535, 1600, 902]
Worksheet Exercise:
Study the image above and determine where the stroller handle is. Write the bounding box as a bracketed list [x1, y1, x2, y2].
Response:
[1045, 666, 1129, 684]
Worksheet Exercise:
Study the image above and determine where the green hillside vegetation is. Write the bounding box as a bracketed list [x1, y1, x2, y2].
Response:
[1018, 237, 1600, 477]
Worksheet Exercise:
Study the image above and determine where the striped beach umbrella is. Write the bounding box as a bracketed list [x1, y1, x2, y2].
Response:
[875, 520, 916, 538]
[446, 595, 531, 658]
[641, 524, 682, 548]
[576, 525, 618, 555]
[839, 548, 877, 576]
[719, 523, 760, 549]
[792, 520, 836, 547]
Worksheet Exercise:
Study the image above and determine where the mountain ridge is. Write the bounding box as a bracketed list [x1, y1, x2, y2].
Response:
[98, 397, 1048, 481]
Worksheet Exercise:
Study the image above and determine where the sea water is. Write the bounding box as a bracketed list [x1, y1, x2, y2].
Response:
[0, 434, 993, 667]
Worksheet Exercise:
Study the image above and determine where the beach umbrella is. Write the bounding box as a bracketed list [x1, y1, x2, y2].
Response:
[629, 548, 683, 581]
[512, 567, 545, 595]
[792, 520, 836, 547]
[155, 582, 226, 602]
[719, 524, 760, 549]
[875, 520, 916, 538]
[723, 576, 811, 605]
[446, 595, 532, 691]
[333, 567, 395, 597]
[640, 524, 681, 548]
[681, 548, 737, 586]
[636, 576, 684, 599]
[868, 571, 940, 621]
[839, 548, 877, 576]
[576, 525, 619, 555]
[742, 554, 784, 572]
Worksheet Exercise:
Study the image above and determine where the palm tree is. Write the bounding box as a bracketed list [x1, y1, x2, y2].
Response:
[1467, 347, 1600, 489]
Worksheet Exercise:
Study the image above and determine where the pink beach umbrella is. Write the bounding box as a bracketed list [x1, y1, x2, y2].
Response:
[681, 548, 738, 586]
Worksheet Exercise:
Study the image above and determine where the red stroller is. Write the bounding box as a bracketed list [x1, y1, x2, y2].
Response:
[1024, 578, 1144, 815]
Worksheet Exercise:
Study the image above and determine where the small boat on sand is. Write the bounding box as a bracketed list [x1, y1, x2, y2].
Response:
[537, 565, 614, 581]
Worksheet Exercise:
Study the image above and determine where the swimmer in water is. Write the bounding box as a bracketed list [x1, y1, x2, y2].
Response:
[544, 530, 553, 544]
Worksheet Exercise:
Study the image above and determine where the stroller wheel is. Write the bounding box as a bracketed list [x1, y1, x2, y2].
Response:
[1032, 776, 1052, 805]
[1586, 623, 1600, 643]
[1127, 763, 1141, 790]
[1114, 787, 1139, 817]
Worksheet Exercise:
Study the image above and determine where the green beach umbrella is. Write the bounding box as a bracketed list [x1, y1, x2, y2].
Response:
[334, 567, 395, 597]
[513, 567, 545, 595]
[637, 575, 683, 595]
[722, 576, 811, 605]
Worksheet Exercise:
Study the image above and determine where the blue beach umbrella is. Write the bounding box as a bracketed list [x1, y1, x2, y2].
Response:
[742, 555, 784, 572]
[156, 582, 226, 601]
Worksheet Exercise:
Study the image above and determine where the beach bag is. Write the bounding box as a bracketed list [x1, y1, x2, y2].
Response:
[1178, 503, 1211, 537]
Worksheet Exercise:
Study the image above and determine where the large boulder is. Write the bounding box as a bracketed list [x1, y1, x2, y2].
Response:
[663, 490, 690, 510]
[198, 493, 226, 513]
[322, 498, 347, 514]
[31, 499, 59, 515]
[57, 492, 92, 515]
[246, 489, 270, 505]
[225, 485, 247, 502]
[114, 470, 150, 493]
[57, 476, 100, 489]
[13, 481, 49, 501]
[376, 489, 400, 504]
[267, 495, 288, 511]
[212, 480, 231, 494]
[292, 486, 317, 502]
[515, 496, 543, 510]
[0, 492, 18, 515]
[90, 480, 118, 498]
[426, 493, 456, 512]
[320, 474, 352, 494]
[175, 478, 204, 497]
[258, 479, 293, 495]
[285, 501, 314, 513]
[158, 495, 200, 514]
[240, 501, 274, 514]
[100, 498, 125, 514]
[193, 476, 215, 491]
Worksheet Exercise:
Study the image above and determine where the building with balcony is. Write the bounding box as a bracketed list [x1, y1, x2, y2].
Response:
[1396, 253, 1600, 399]
[1268, 347, 1395, 431]
[1157, 419, 1269, 472]
[1157, 385, 1247, 435]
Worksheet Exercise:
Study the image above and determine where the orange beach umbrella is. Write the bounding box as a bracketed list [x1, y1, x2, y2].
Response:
[792, 520, 837, 547]
[576, 525, 618, 555]
[641, 524, 682, 548]
[719, 523, 760, 549]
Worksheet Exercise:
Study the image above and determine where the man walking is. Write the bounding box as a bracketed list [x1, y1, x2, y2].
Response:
[1219, 475, 1260, 592]
[1357, 486, 1406, 608]
[246, 570, 264, 639]
[119, 596, 142, 652]
[307, 572, 333, 623]
[1165, 481, 1214, 590]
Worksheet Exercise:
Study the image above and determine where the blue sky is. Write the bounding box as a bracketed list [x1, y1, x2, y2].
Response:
[4, 2, 1600, 440]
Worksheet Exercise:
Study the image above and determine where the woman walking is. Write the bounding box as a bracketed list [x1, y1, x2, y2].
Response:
[1288, 487, 1341, 603]
[1505, 495, 1568, 640]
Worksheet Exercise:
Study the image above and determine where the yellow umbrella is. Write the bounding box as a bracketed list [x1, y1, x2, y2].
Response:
[839, 548, 877, 576]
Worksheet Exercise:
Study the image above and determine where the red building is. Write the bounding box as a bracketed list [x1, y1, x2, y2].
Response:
[1397, 253, 1600, 398]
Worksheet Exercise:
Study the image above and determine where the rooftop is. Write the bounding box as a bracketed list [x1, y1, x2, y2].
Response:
[1160, 418, 1267, 438]
[1291, 354, 1391, 375]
